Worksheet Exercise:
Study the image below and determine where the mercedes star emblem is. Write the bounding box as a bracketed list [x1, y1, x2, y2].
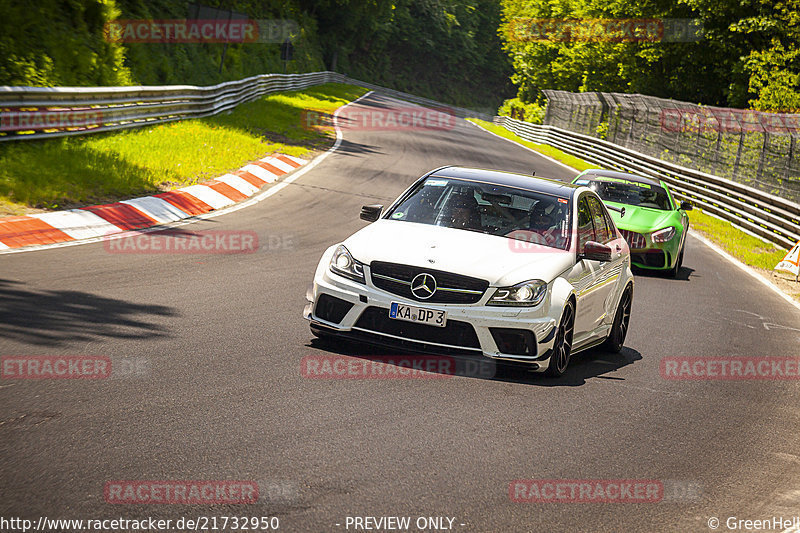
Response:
[410, 273, 437, 299]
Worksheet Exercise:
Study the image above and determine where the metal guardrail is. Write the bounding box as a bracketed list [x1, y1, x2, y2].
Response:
[541, 89, 800, 205]
[0, 71, 492, 142]
[0, 71, 339, 141]
[495, 116, 800, 249]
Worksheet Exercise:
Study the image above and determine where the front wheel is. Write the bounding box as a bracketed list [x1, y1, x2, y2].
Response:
[601, 285, 633, 353]
[544, 300, 575, 378]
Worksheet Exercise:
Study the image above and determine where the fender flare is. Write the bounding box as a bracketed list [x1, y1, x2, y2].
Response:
[550, 277, 577, 321]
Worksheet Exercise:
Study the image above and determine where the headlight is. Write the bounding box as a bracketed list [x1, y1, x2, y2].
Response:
[329, 245, 365, 283]
[651, 227, 676, 243]
[488, 280, 548, 307]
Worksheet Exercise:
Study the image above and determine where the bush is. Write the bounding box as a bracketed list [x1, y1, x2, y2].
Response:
[497, 98, 545, 124]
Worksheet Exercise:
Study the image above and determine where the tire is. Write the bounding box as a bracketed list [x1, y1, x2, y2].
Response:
[544, 300, 575, 378]
[601, 285, 633, 353]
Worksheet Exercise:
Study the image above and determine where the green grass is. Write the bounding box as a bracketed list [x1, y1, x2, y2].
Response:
[466, 118, 594, 173]
[687, 209, 787, 269]
[0, 83, 367, 214]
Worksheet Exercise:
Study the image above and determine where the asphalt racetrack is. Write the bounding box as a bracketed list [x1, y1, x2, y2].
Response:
[2, 93, 800, 532]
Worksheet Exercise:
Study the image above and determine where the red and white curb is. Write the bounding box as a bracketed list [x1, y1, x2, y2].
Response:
[0, 154, 305, 251]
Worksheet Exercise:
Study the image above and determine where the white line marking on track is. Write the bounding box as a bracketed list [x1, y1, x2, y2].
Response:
[690, 230, 800, 313]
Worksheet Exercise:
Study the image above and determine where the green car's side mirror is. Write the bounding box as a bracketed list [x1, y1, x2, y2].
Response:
[679, 201, 693, 211]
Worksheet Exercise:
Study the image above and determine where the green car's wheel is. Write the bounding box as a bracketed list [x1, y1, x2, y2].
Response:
[602, 285, 633, 353]
[545, 300, 575, 378]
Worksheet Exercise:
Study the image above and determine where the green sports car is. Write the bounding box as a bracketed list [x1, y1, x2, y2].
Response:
[572, 169, 692, 277]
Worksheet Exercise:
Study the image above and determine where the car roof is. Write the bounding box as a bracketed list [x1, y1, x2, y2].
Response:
[578, 169, 664, 188]
[430, 166, 579, 197]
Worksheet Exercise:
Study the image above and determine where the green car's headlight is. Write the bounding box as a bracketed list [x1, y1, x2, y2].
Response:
[651, 226, 676, 243]
[329, 245, 365, 283]
[488, 280, 547, 307]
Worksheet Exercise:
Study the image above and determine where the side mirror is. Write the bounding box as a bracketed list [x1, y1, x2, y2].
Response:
[680, 201, 693, 211]
[360, 204, 383, 222]
[580, 241, 612, 262]
[604, 204, 626, 218]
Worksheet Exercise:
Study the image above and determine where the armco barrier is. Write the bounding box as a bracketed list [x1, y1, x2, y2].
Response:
[0, 72, 338, 141]
[0, 72, 491, 142]
[495, 116, 800, 249]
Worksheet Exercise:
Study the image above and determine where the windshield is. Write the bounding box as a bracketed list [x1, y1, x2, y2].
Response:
[577, 175, 672, 210]
[385, 177, 572, 250]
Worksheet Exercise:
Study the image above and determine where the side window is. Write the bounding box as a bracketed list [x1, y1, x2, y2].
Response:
[577, 196, 595, 253]
[587, 196, 612, 243]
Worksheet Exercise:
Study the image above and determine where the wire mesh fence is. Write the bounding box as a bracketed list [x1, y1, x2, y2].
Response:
[541, 90, 800, 204]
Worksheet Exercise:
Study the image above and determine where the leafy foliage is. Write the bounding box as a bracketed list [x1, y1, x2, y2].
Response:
[0, 0, 511, 109]
[500, 0, 800, 111]
[0, 0, 132, 86]
[498, 97, 545, 123]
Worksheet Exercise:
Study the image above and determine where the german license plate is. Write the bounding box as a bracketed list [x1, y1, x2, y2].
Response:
[389, 302, 446, 327]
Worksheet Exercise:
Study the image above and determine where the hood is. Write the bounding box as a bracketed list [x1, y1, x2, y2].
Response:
[342, 219, 575, 286]
[605, 202, 677, 232]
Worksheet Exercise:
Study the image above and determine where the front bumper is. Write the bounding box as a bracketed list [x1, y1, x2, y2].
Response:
[625, 233, 682, 271]
[304, 264, 560, 372]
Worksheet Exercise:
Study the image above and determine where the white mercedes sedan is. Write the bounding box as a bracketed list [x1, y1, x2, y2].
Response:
[304, 166, 634, 377]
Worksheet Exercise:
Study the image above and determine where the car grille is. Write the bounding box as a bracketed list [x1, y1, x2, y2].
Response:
[354, 306, 481, 349]
[619, 229, 647, 249]
[369, 261, 489, 304]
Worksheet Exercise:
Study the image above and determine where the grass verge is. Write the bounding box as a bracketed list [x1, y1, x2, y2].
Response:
[468, 116, 799, 301]
[0, 83, 367, 215]
[466, 118, 595, 173]
[686, 209, 787, 270]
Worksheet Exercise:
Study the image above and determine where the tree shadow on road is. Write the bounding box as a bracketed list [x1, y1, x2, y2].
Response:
[0, 279, 176, 346]
[333, 138, 384, 157]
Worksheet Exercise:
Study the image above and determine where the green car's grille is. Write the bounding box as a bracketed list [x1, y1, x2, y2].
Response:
[620, 229, 646, 249]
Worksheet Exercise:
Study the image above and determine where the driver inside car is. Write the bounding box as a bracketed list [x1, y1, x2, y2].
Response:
[527, 200, 563, 246]
[440, 190, 482, 231]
